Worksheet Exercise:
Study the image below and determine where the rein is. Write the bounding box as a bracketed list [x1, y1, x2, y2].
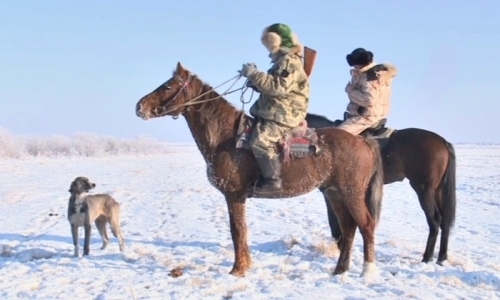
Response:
[155, 73, 255, 119]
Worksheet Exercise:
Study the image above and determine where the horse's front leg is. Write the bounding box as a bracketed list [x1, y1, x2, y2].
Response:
[225, 193, 252, 277]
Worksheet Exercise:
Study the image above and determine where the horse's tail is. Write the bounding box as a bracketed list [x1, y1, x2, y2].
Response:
[440, 141, 457, 228]
[364, 138, 384, 226]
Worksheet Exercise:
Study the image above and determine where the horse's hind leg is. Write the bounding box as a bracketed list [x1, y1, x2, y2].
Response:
[333, 209, 357, 275]
[225, 193, 252, 277]
[437, 188, 452, 265]
[331, 191, 378, 277]
[411, 181, 441, 263]
[437, 141, 456, 265]
[437, 217, 450, 265]
[357, 214, 377, 277]
[322, 192, 342, 249]
[325, 190, 357, 275]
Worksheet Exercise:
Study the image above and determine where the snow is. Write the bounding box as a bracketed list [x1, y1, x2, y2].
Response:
[0, 133, 499, 299]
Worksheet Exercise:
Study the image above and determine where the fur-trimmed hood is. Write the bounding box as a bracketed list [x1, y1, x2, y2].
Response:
[352, 62, 398, 80]
[260, 24, 303, 60]
[378, 63, 398, 79]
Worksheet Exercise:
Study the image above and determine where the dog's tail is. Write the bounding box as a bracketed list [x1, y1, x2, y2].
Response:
[110, 202, 121, 238]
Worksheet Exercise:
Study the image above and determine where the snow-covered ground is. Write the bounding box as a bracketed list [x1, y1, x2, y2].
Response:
[0, 131, 499, 299]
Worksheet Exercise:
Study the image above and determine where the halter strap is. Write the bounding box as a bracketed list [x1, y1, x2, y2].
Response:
[155, 74, 244, 118]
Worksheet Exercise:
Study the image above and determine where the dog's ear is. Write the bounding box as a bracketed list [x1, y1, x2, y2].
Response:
[69, 181, 76, 193]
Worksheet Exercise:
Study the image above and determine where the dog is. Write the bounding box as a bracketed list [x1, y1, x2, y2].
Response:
[67, 176, 125, 257]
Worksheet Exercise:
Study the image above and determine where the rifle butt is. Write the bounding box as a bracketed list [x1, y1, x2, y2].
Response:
[303, 46, 317, 77]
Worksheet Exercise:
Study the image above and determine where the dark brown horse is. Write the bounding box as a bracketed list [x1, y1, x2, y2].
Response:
[135, 62, 385, 277]
[305, 113, 456, 265]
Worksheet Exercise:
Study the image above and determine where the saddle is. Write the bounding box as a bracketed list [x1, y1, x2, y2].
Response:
[235, 114, 321, 162]
[340, 112, 392, 138]
[360, 118, 390, 138]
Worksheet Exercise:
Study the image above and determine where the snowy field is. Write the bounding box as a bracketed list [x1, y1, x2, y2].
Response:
[0, 129, 499, 299]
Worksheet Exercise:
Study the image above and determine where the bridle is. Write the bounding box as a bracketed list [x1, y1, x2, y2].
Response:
[152, 72, 252, 119]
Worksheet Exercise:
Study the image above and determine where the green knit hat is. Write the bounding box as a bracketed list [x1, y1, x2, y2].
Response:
[261, 23, 301, 54]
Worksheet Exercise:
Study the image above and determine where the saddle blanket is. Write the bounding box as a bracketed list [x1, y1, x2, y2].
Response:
[235, 117, 320, 161]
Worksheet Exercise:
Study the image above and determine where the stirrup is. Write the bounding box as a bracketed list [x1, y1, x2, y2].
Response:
[247, 179, 282, 197]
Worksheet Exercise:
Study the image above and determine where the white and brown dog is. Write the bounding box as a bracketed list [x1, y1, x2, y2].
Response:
[67, 176, 125, 257]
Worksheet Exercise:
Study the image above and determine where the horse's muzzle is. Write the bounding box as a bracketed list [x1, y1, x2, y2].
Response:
[153, 106, 167, 116]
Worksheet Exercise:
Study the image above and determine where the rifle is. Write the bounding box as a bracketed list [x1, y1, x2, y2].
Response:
[303, 46, 317, 78]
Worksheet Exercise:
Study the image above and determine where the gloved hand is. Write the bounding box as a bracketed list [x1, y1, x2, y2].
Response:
[238, 63, 258, 78]
[345, 82, 354, 93]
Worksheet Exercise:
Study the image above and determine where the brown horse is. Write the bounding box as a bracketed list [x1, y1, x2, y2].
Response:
[135, 62, 385, 277]
[305, 113, 456, 266]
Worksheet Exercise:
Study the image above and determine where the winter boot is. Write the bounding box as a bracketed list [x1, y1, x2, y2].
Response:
[249, 155, 283, 197]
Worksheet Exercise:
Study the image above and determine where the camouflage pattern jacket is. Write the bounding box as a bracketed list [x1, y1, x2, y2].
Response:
[346, 62, 398, 120]
[248, 48, 310, 128]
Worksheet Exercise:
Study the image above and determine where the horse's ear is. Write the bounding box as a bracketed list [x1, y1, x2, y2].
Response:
[176, 62, 184, 72]
[175, 61, 189, 79]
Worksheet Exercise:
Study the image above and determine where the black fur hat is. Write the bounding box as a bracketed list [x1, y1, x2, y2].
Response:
[346, 48, 374, 67]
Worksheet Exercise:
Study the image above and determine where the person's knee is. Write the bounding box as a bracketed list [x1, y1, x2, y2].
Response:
[337, 125, 358, 135]
[249, 130, 266, 148]
[251, 126, 280, 144]
[250, 134, 269, 155]
[367, 119, 381, 128]
[250, 130, 281, 158]
[250, 142, 275, 159]
[338, 117, 359, 127]
[337, 118, 366, 135]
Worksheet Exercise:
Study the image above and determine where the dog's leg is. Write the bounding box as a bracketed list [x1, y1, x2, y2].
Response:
[83, 223, 91, 256]
[117, 227, 125, 253]
[71, 224, 79, 257]
[95, 216, 109, 250]
[109, 216, 125, 252]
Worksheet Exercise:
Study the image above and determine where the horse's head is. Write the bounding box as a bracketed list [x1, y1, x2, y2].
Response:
[136, 62, 197, 120]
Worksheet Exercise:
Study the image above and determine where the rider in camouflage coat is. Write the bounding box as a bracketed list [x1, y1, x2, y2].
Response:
[238, 23, 310, 197]
[338, 48, 398, 135]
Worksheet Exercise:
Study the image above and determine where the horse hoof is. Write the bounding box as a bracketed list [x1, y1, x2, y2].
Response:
[436, 259, 446, 266]
[360, 262, 378, 278]
[422, 256, 433, 263]
[229, 267, 247, 277]
[333, 266, 348, 276]
[437, 254, 447, 265]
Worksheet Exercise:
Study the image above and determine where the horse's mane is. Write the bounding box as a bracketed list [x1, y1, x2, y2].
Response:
[186, 72, 247, 147]
[306, 112, 332, 122]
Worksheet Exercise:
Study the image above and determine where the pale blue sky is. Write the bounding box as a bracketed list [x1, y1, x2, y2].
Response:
[1, 1, 498, 143]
